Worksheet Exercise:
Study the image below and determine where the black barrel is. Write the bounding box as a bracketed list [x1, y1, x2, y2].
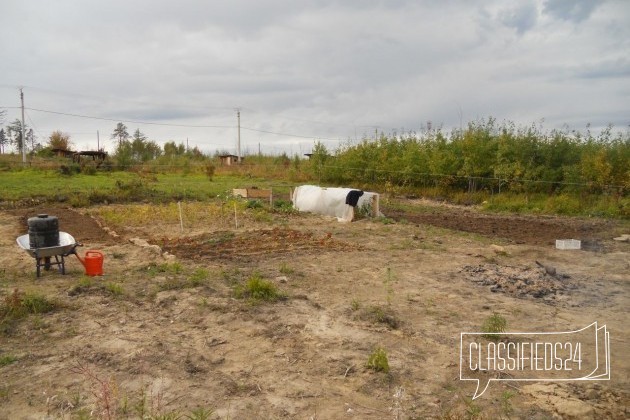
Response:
[28, 214, 60, 249]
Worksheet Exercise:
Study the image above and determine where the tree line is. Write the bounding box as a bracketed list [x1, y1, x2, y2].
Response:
[0, 117, 208, 167]
[309, 118, 629, 195]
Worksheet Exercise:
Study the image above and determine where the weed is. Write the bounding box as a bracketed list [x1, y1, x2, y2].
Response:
[158, 278, 188, 291]
[366, 347, 390, 373]
[147, 262, 183, 276]
[357, 304, 400, 329]
[221, 268, 245, 285]
[1, 289, 57, 323]
[279, 263, 294, 275]
[246, 199, 264, 209]
[71, 361, 118, 420]
[0, 355, 17, 367]
[482, 313, 507, 341]
[501, 390, 515, 417]
[273, 199, 297, 214]
[186, 407, 214, 420]
[463, 397, 482, 418]
[377, 216, 395, 225]
[384, 267, 396, 306]
[350, 299, 361, 311]
[0, 385, 10, 401]
[234, 273, 284, 302]
[68, 277, 95, 296]
[188, 268, 209, 287]
[104, 282, 124, 298]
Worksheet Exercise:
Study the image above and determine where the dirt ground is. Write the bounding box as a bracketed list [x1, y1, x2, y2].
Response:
[0, 201, 628, 419]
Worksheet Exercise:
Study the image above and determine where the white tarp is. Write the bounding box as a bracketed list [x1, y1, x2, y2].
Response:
[292, 185, 381, 222]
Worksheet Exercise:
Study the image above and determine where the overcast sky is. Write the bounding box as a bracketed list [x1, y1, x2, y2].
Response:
[1, 0, 629, 155]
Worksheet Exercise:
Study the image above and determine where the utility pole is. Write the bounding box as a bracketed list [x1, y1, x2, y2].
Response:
[97, 130, 100, 151]
[236, 108, 241, 163]
[20, 88, 26, 164]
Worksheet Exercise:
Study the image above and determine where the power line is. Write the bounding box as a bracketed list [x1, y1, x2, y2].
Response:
[241, 126, 345, 142]
[21, 105, 348, 142]
[25, 107, 235, 129]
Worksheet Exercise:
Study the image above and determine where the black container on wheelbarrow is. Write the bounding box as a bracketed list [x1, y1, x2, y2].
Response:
[28, 214, 59, 248]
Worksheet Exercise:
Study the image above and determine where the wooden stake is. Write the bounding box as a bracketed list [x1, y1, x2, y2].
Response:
[178, 201, 184, 232]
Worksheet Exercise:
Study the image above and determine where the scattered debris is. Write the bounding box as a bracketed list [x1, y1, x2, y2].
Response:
[461, 263, 575, 303]
[161, 228, 362, 262]
[535, 260, 557, 277]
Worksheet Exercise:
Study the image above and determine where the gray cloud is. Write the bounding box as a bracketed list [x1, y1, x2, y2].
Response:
[543, 0, 603, 22]
[1, 0, 628, 154]
[499, 1, 539, 35]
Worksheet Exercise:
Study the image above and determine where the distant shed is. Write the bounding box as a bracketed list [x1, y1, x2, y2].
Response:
[51, 148, 75, 158]
[219, 154, 241, 166]
[73, 150, 108, 163]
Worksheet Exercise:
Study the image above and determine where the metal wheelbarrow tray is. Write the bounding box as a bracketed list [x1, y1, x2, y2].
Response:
[16, 232, 79, 277]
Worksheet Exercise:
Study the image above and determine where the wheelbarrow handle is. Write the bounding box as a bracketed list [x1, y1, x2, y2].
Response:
[64, 242, 83, 256]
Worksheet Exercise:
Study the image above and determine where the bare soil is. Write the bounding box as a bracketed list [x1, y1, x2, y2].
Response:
[384, 200, 617, 247]
[0, 202, 628, 419]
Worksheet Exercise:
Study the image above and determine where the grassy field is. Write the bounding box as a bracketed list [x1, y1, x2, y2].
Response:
[0, 169, 295, 206]
[1, 163, 627, 218]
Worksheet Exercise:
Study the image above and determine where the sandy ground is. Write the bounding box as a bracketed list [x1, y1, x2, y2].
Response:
[0, 201, 628, 419]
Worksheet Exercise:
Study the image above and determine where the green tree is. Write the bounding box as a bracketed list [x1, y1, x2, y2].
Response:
[6, 119, 27, 154]
[111, 122, 129, 148]
[0, 128, 7, 154]
[131, 129, 162, 162]
[163, 141, 186, 156]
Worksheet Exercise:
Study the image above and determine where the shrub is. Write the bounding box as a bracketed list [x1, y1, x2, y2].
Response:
[205, 161, 216, 181]
[59, 163, 81, 176]
[482, 313, 507, 341]
[366, 347, 390, 373]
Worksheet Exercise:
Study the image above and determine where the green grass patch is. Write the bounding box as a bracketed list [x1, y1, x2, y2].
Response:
[104, 282, 125, 297]
[1, 289, 58, 334]
[234, 274, 284, 302]
[483, 193, 629, 218]
[188, 268, 210, 287]
[146, 262, 184, 277]
[0, 355, 18, 367]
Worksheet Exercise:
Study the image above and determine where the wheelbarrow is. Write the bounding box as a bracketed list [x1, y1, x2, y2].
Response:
[16, 232, 81, 278]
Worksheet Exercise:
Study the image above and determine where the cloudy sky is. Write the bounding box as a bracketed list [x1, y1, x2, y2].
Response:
[1, 0, 628, 155]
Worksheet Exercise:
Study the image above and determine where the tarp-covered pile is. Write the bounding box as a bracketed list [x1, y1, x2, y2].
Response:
[292, 185, 382, 222]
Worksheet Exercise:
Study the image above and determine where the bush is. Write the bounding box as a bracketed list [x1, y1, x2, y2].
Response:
[59, 163, 81, 176]
[366, 347, 390, 373]
[482, 313, 507, 341]
[205, 162, 216, 181]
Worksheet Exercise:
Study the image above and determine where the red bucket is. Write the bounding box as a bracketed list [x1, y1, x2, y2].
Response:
[82, 250, 104, 276]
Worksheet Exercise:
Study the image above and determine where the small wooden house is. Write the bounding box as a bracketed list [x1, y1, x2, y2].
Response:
[219, 154, 241, 166]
